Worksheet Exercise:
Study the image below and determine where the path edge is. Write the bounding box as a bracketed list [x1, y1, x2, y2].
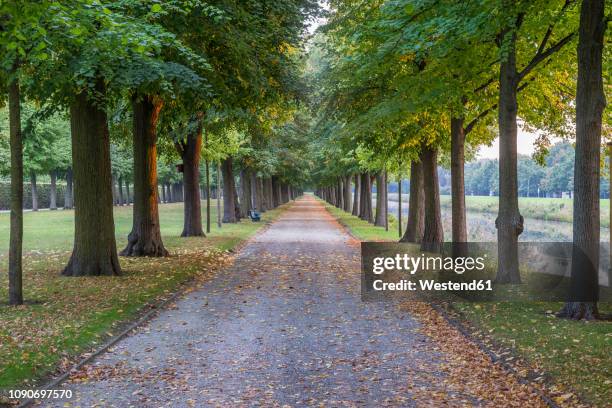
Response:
[13, 202, 292, 408]
[319, 200, 564, 408]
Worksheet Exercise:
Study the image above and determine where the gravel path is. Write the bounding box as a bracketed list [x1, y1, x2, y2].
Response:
[40, 195, 502, 407]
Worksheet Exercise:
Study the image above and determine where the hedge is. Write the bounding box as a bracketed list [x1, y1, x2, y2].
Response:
[0, 182, 66, 211]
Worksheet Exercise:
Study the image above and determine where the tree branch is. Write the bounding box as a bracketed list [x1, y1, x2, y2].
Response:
[518, 32, 574, 80]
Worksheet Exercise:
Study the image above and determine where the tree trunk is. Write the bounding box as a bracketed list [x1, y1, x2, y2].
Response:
[337, 178, 344, 209]
[496, 12, 523, 283]
[121, 95, 168, 257]
[222, 157, 238, 223]
[558, 0, 606, 320]
[180, 124, 204, 237]
[250, 172, 260, 211]
[161, 182, 167, 203]
[217, 161, 222, 227]
[352, 174, 360, 216]
[401, 161, 425, 243]
[111, 174, 118, 206]
[265, 178, 271, 208]
[126, 182, 131, 205]
[233, 184, 241, 220]
[359, 173, 373, 223]
[343, 175, 352, 212]
[63, 86, 121, 276]
[451, 117, 467, 242]
[8, 70, 23, 304]
[30, 172, 38, 211]
[272, 177, 281, 207]
[421, 146, 444, 250]
[240, 169, 253, 218]
[117, 177, 124, 206]
[49, 170, 57, 210]
[257, 176, 267, 212]
[64, 167, 73, 209]
[205, 158, 211, 234]
[375, 172, 387, 226]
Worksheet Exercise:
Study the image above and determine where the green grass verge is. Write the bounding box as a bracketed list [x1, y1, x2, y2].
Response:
[321, 199, 611, 407]
[0, 201, 287, 390]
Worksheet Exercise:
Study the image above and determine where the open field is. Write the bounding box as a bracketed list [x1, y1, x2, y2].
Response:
[322, 199, 612, 407]
[0, 202, 286, 390]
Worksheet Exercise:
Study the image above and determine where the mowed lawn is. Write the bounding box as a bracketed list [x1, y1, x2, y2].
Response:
[323, 200, 612, 407]
[0, 201, 286, 392]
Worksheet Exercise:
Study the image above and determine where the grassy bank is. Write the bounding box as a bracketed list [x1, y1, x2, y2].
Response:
[0, 201, 287, 390]
[386, 194, 611, 227]
[322, 199, 611, 407]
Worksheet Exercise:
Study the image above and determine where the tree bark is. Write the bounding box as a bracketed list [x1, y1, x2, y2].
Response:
[558, 0, 606, 320]
[496, 10, 523, 283]
[451, 117, 467, 242]
[64, 167, 73, 209]
[63, 86, 121, 276]
[205, 158, 211, 234]
[343, 175, 352, 212]
[401, 161, 425, 243]
[117, 177, 124, 206]
[179, 124, 204, 237]
[263, 178, 272, 209]
[359, 173, 373, 223]
[375, 171, 387, 226]
[222, 157, 238, 223]
[8, 70, 23, 304]
[121, 94, 168, 257]
[421, 146, 443, 250]
[352, 174, 360, 216]
[30, 172, 38, 211]
[49, 170, 57, 210]
[240, 169, 253, 218]
[125, 181, 131, 205]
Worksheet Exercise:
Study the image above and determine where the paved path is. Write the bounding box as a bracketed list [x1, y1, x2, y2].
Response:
[41, 195, 533, 407]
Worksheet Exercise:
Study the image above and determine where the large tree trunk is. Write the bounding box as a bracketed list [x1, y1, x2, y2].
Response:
[421, 146, 443, 250]
[401, 161, 425, 243]
[63, 86, 121, 276]
[111, 174, 118, 206]
[180, 124, 204, 237]
[343, 175, 352, 212]
[49, 170, 57, 210]
[264, 177, 273, 210]
[359, 173, 373, 223]
[250, 172, 260, 211]
[121, 95, 168, 257]
[375, 171, 387, 226]
[30, 172, 38, 211]
[240, 169, 253, 218]
[352, 174, 360, 216]
[64, 167, 73, 209]
[233, 185, 241, 220]
[558, 0, 606, 320]
[496, 11, 522, 283]
[336, 178, 343, 209]
[8, 71, 23, 304]
[451, 117, 467, 242]
[222, 157, 238, 223]
[271, 177, 280, 208]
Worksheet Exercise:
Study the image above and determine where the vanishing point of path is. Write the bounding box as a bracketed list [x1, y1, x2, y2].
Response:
[42, 195, 547, 407]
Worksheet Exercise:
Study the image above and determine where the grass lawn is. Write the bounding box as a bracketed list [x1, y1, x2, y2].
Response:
[0, 201, 287, 391]
[322, 199, 612, 407]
